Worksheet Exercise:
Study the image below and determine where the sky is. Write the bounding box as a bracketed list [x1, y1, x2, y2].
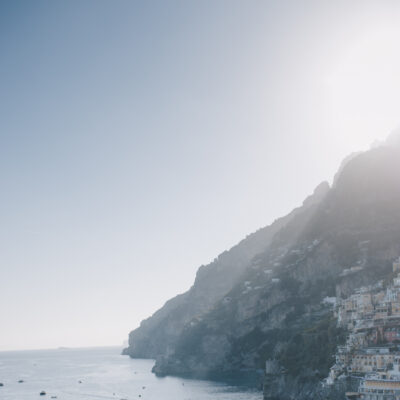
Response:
[1, 0, 400, 351]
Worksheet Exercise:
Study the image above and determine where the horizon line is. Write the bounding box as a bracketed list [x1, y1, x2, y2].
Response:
[0, 344, 124, 353]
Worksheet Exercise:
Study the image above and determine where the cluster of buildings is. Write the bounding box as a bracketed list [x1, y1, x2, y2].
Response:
[327, 258, 400, 400]
[354, 360, 400, 400]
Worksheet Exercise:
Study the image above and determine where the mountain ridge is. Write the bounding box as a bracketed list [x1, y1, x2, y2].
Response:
[124, 138, 400, 399]
[123, 180, 330, 360]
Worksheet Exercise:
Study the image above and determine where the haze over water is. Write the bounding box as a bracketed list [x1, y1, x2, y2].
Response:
[0, 347, 262, 400]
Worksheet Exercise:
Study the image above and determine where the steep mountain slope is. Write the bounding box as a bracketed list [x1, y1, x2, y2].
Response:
[123, 182, 330, 359]
[125, 138, 400, 399]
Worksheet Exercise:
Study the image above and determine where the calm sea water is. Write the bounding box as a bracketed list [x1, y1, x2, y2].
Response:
[0, 347, 262, 400]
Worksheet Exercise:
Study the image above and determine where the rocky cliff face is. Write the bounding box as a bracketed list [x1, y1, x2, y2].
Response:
[124, 139, 400, 399]
[123, 181, 329, 360]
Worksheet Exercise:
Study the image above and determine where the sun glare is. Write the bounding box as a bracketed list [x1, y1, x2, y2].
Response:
[324, 27, 400, 150]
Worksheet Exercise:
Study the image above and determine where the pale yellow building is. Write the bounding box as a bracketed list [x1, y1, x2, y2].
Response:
[349, 350, 395, 374]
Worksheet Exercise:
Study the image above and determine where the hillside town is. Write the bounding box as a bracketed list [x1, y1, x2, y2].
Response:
[326, 258, 400, 400]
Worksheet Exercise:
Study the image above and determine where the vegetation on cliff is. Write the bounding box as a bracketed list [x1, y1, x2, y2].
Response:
[124, 139, 400, 398]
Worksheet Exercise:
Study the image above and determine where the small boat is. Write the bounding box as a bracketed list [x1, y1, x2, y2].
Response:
[40, 391, 46, 396]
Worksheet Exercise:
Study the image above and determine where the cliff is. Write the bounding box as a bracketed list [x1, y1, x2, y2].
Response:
[124, 137, 400, 399]
[123, 181, 329, 360]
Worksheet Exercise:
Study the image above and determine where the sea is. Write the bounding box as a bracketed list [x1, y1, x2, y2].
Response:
[0, 347, 262, 400]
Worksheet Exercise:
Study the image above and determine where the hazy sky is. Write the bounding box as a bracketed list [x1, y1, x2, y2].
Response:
[2, 0, 400, 351]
